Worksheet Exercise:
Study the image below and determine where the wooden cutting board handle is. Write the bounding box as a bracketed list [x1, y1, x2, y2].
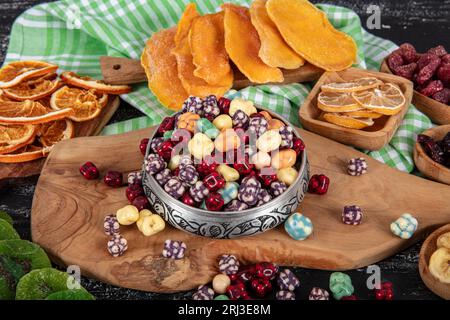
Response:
[100, 56, 147, 85]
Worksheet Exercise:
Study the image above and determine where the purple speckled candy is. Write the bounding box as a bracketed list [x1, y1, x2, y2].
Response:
[164, 177, 186, 199]
[162, 239, 187, 259]
[192, 285, 215, 300]
[309, 287, 330, 300]
[203, 95, 220, 120]
[107, 234, 128, 257]
[225, 199, 249, 211]
[248, 116, 268, 138]
[103, 215, 120, 236]
[279, 126, 294, 148]
[219, 254, 240, 275]
[150, 137, 165, 153]
[178, 164, 199, 185]
[189, 181, 210, 202]
[276, 290, 295, 300]
[145, 153, 166, 175]
[232, 110, 249, 129]
[277, 269, 300, 291]
[155, 168, 172, 186]
[182, 96, 203, 115]
[238, 177, 261, 206]
[179, 154, 193, 167]
[342, 205, 363, 225]
[270, 180, 287, 197]
[257, 189, 272, 206]
[127, 171, 142, 185]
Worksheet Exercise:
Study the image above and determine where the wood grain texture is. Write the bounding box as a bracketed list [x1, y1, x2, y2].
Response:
[414, 125, 450, 185]
[0, 97, 120, 181]
[100, 56, 324, 89]
[299, 68, 413, 150]
[31, 126, 450, 293]
[419, 224, 450, 300]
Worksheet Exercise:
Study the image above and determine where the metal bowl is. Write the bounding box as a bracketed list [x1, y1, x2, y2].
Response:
[142, 108, 310, 239]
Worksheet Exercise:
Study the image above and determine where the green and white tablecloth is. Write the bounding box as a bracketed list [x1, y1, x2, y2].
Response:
[4, 0, 434, 172]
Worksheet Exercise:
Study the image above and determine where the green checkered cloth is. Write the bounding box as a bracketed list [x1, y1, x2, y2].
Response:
[4, 0, 433, 172]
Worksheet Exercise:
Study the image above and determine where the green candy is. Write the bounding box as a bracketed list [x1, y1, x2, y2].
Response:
[214, 295, 229, 300]
[46, 289, 95, 300]
[0, 219, 20, 241]
[163, 130, 174, 140]
[329, 272, 354, 300]
[0, 211, 13, 225]
[196, 118, 220, 139]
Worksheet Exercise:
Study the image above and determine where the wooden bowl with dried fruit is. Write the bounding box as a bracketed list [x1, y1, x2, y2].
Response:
[380, 44, 450, 125]
[299, 67, 413, 151]
[419, 224, 450, 300]
[414, 125, 450, 185]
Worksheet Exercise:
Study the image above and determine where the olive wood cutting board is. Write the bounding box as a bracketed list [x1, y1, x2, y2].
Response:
[0, 97, 120, 182]
[31, 126, 450, 293]
[99, 56, 324, 89]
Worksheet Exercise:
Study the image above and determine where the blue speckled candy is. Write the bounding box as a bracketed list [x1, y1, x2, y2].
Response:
[218, 182, 239, 204]
[329, 272, 354, 300]
[390, 213, 418, 239]
[284, 212, 313, 241]
[196, 118, 220, 139]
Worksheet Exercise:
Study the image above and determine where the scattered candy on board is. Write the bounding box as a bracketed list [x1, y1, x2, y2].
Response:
[347, 157, 368, 176]
[107, 234, 128, 257]
[329, 272, 354, 300]
[162, 239, 187, 259]
[309, 287, 330, 300]
[342, 205, 363, 225]
[390, 213, 418, 239]
[284, 212, 313, 241]
[308, 174, 330, 195]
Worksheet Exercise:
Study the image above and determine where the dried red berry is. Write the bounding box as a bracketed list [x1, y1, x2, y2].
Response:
[428, 45, 447, 57]
[157, 116, 175, 135]
[393, 63, 417, 80]
[132, 195, 149, 211]
[400, 43, 419, 63]
[308, 174, 330, 195]
[387, 51, 404, 71]
[104, 171, 123, 188]
[374, 281, 394, 300]
[218, 97, 231, 114]
[139, 138, 149, 156]
[418, 134, 445, 164]
[205, 192, 224, 211]
[437, 64, 450, 83]
[442, 54, 450, 64]
[79, 161, 99, 180]
[203, 172, 225, 192]
[416, 53, 441, 85]
[126, 183, 144, 202]
[432, 88, 450, 105]
[156, 140, 174, 161]
[420, 80, 444, 97]
[196, 157, 218, 177]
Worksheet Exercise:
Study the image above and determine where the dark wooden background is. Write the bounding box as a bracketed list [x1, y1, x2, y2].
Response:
[1, 0, 450, 300]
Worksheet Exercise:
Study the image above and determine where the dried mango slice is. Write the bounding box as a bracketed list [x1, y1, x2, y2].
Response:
[266, 0, 357, 71]
[222, 3, 283, 84]
[141, 27, 188, 111]
[189, 12, 233, 86]
[250, 0, 304, 69]
[172, 4, 232, 97]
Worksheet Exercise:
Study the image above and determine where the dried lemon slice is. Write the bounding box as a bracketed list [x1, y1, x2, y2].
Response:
[0, 124, 37, 154]
[322, 113, 374, 129]
[321, 77, 382, 93]
[317, 91, 361, 112]
[60, 71, 131, 95]
[3, 77, 62, 101]
[50, 86, 103, 122]
[351, 83, 406, 115]
[0, 100, 73, 124]
[0, 61, 58, 89]
[341, 109, 384, 119]
[0, 144, 46, 163]
[38, 119, 74, 153]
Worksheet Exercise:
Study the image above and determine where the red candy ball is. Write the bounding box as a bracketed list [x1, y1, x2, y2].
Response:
[157, 116, 175, 135]
[236, 265, 256, 283]
[139, 138, 149, 156]
[203, 172, 225, 192]
[308, 174, 330, 195]
[374, 281, 394, 300]
[205, 192, 225, 211]
[233, 156, 254, 176]
[196, 157, 218, 177]
[181, 192, 197, 207]
[103, 171, 123, 188]
[250, 278, 272, 298]
[132, 195, 149, 211]
[226, 283, 247, 300]
[126, 183, 144, 202]
[79, 161, 99, 180]
[256, 170, 278, 188]
[255, 262, 279, 280]
[156, 140, 174, 161]
[218, 97, 231, 114]
[292, 136, 305, 156]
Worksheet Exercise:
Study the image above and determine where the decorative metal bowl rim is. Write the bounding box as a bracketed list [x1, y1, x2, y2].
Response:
[143, 106, 307, 219]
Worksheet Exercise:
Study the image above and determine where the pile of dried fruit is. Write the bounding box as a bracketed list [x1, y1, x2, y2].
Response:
[387, 43, 450, 105]
[317, 77, 406, 129]
[0, 60, 131, 163]
[429, 232, 450, 284]
[417, 132, 450, 168]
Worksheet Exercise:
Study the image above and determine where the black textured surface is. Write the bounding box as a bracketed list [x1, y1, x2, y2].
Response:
[1, 0, 449, 300]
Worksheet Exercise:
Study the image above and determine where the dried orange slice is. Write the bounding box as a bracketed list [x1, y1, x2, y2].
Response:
[38, 119, 74, 153]
[0, 124, 37, 154]
[322, 113, 374, 129]
[60, 71, 131, 95]
[0, 100, 73, 124]
[317, 91, 361, 112]
[0, 144, 45, 163]
[2, 77, 62, 101]
[341, 109, 383, 119]
[321, 77, 382, 93]
[351, 83, 406, 115]
[0, 61, 58, 89]
[50, 86, 102, 122]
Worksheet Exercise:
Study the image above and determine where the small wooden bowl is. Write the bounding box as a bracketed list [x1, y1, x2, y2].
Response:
[419, 224, 450, 300]
[380, 59, 450, 125]
[414, 125, 450, 185]
[299, 67, 413, 151]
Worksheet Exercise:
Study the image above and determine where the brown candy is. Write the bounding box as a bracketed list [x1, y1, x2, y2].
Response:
[177, 112, 200, 133]
[271, 149, 297, 169]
